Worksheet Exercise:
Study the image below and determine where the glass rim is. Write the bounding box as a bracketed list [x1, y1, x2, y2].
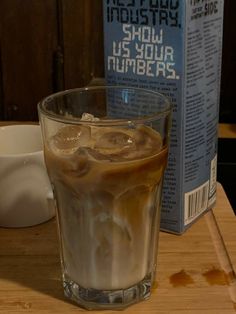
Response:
[38, 86, 172, 126]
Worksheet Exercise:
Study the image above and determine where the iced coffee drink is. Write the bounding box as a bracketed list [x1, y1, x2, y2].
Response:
[38, 86, 171, 309]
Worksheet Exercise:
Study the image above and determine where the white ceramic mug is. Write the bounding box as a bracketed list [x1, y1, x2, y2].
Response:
[0, 124, 55, 227]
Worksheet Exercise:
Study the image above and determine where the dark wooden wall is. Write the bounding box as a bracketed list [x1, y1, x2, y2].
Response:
[0, 0, 58, 120]
[0, 0, 234, 122]
[219, 0, 236, 123]
[0, 0, 104, 121]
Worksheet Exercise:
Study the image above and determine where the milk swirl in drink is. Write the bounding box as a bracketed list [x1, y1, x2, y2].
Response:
[44, 116, 167, 290]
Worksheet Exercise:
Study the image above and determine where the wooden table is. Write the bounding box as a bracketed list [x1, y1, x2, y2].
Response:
[0, 183, 236, 313]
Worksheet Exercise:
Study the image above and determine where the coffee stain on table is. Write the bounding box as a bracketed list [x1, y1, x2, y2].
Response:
[169, 269, 194, 287]
[202, 267, 230, 286]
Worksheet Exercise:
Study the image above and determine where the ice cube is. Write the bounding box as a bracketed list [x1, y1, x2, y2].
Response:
[81, 112, 100, 122]
[88, 189, 131, 249]
[115, 185, 154, 224]
[89, 127, 136, 161]
[95, 130, 134, 150]
[67, 147, 90, 177]
[114, 184, 154, 250]
[113, 185, 154, 280]
[91, 196, 132, 287]
[89, 125, 163, 161]
[134, 125, 163, 154]
[49, 125, 91, 155]
[46, 145, 91, 184]
[89, 190, 114, 216]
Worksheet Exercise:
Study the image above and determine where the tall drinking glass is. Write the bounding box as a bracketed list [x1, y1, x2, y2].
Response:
[38, 86, 171, 310]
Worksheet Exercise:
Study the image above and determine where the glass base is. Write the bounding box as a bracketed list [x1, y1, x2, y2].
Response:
[63, 273, 152, 310]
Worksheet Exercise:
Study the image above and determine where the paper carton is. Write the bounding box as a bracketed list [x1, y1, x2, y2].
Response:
[103, 0, 224, 233]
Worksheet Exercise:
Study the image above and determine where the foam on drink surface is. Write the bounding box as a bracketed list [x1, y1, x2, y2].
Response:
[45, 119, 167, 290]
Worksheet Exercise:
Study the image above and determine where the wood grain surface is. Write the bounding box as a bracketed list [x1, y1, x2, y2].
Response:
[0, 183, 235, 313]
